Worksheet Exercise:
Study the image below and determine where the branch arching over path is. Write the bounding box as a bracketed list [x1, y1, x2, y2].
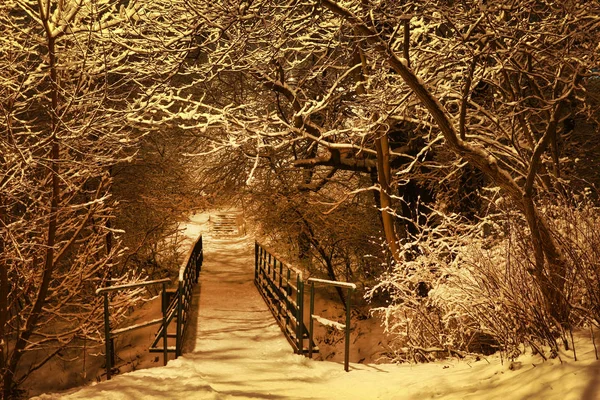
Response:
[319, 0, 573, 324]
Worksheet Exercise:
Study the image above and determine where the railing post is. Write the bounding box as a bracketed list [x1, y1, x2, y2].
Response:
[96, 269, 196, 377]
[344, 287, 353, 372]
[162, 282, 168, 366]
[176, 280, 183, 358]
[190, 252, 195, 284]
[296, 275, 304, 353]
[309, 281, 315, 358]
[254, 242, 259, 283]
[278, 260, 283, 288]
[200, 236, 204, 259]
[196, 237, 203, 281]
[190, 250, 196, 283]
[103, 292, 112, 380]
[306, 278, 355, 371]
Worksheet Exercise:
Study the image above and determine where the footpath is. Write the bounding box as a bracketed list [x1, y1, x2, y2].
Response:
[37, 218, 349, 399]
[35, 214, 600, 400]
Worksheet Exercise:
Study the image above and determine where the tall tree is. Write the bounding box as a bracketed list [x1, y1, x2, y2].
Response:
[318, 0, 600, 325]
[159, 0, 599, 327]
[0, 0, 189, 396]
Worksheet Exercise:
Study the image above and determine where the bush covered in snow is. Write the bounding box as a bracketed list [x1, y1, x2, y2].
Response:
[369, 195, 600, 362]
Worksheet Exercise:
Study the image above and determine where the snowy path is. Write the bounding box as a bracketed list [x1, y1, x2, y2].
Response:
[36, 214, 600, 400]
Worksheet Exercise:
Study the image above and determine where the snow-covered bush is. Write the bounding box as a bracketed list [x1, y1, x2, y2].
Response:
[541, 196, 600, 330]
[370, 195, 600, 362]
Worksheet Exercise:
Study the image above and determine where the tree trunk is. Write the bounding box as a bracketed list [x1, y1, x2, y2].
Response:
[3, 33, 60, 399]
[352, 40, 402, 265]
[325, 257, 347, 308]
[375, 134, 402, 265]
[298, 230, 311, 262]
[314, 245, 347, 307]
[524, 197, 568, 324]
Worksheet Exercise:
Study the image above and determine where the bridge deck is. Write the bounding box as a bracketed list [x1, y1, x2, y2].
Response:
[180, 235, 336, 397]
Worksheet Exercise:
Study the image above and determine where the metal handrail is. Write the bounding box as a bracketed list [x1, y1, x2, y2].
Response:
[307, 278, 356, 289]
[254, 242, 310, 354]
[98, 235, 203, 380]
[96, 278, 171, 294]
[175, 234, 203, 357]
[98, 279, 171, 380]
[307, 277, 356, 372]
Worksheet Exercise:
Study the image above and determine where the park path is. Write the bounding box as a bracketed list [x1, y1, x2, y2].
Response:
[40, 218, 350, 400]
[178, 234, 340, 398]
[36, 213, 600, 400]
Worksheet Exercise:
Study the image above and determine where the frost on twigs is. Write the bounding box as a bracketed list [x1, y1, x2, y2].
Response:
[368, 192, 600, 362]
[0, 0, 194, 394]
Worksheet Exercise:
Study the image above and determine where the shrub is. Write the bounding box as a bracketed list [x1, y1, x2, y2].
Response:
[369, 195, 600, 361]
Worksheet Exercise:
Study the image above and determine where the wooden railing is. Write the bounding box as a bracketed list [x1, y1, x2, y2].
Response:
[98, 235, 203, 380]
[254, 242, 315, 354]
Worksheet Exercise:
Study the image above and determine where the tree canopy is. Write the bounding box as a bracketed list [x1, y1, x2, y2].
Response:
[2, 0, 600, 395]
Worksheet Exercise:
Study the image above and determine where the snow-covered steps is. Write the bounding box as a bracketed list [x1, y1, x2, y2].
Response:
[209, 212, 244, 237]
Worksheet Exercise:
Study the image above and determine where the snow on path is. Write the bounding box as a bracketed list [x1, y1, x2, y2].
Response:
[35, 214, 600, 399]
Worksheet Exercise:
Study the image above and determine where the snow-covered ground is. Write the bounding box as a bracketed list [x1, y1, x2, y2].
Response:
[34, 213, 600, 399]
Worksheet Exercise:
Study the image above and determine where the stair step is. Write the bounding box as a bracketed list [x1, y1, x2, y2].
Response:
[211, 213, 244, 236]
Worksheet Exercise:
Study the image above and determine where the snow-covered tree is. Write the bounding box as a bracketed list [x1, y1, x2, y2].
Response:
[156, 0, 600, 355]
[112, 126, 207, 281]
[0, 0, 191, 395]
[318, 0, 600, 326]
